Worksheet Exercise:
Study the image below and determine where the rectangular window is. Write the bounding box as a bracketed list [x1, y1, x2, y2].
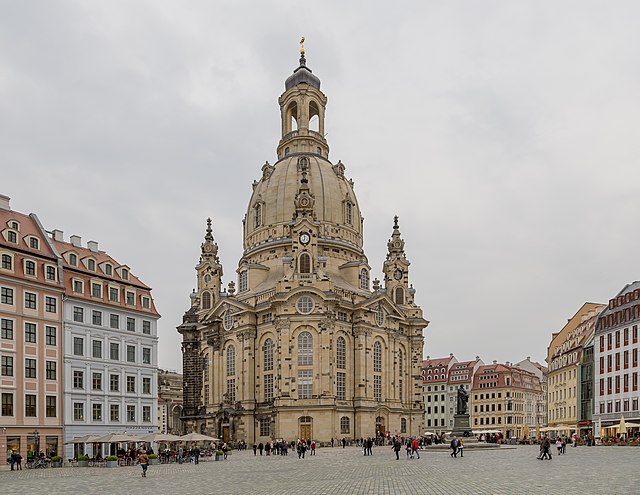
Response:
[73, 402, 84, 421]
[110, 404, 119, 421]
[608, 355, 612, 372]
[92, 340, 102, 358]
[634, 325, 638, 344]
[599, 378, 604, 396]
[260, 418, 271, 437]
[46, 361, 56, 380]
[25, 394, 37, 417]
[46, 395, 56, 417]
[110, 374, 119, 392]
[73, 337, 84, 356]
[93, 403, 102, 421]
[633, 372, 638, 391]
[374, 375, 382, 401]
[142, 347, 151, 365]
[46, 266, 56, 280]
[110, 342, 119, 361]
[109, 287, 119, 302]
[2, 393, 13, 416]
[625, 328, 629, 346]
[227, 378, 236, 403]
[1, 318, 13, 339]
[110, 314, 119, 329]
[126, 317, 135, 332]
[25, 260, 36, 276]
[25, 358, 36, 378]
[45, 326, 56, 345]
[2, 355, 14, 376]
[92, 372, 102, 390]
[142, 377, 151, 394]
[624, 350, 629, 369]
[142, 297, 150, 309]
[126, 375, 135, 393]
[264, 374, 273, 401]
[25, 322, 36, 343]
[607, 333, 612, 350]
[73, 370, 84, 389]
[91, 283, 102, 298]
[624, 374, 629, 392]
[24, 292, 37, 309]
[143, 405, 151, 422]
[336, 372, 346, 400]
[126, 345, 136, 363]
[616, 330, 620, 348]
[92, 310, 102, 326]
[1, 287, 13, 305]
[142, 320, 151, 335]
[127, 405, 135, 422]
[298, 370, 313, 399]
[634, 348, 638, 367]
[45, 296, 56, 313]
[126, 292, 135, 305]
[616, 353, 620, 371]
[73, 280, 83, 293]
[1, 253, 12, 268]
[73, 306, 84, 322]
[599, 356, 604, 374]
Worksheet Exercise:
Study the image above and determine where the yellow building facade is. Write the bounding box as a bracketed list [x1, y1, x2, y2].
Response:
[547, 303, 605, 432]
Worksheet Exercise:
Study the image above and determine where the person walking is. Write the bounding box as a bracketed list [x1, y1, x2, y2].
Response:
[14, 451, 22, 470]
[556, 438, 562, 456]
[138, 451, 149, 477]
[411, 437, 421, 460]
[342, 437, 346, 449]
[253, 443, 257, 456]
[450, 436, 459, 458]
[458, 438, 464, 458]
[8, 450, 15, 471]
[392, 438, 401, 460]
[258, 442, 264, 456]
[310, 440, 316, 456]
[540, 436, 552, 460]
[367, 438, 373, 456]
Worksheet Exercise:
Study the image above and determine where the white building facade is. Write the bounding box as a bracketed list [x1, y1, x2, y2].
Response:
[52, 234, 160, 458]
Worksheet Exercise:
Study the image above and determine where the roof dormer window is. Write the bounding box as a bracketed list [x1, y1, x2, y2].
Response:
[28, 237, 40, 250]
[7, 231, 17, 243]
[87, 259, 96, 271]
[9, 221, 18, 230]
[68, 253, 77, 266]
[104, 264, 112, 276]
[121, 268, 129, 280]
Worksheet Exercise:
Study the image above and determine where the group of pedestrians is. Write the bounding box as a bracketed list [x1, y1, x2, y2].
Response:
[252, 439, 318, 458]
[449, 436, 464, 458]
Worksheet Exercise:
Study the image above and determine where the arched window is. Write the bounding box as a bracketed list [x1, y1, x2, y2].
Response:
[309, 100, 320, 132]
[401, 418, 407, 433]
[263, 338, 274, 372]
[373, 341, 382, 373]
[359, 268, 369, 290]
[254, 203, 262, 228]
[201, 291, 211, 310]
[226, 345, 235, 376]
[298, 331, 313, 366]
[299, 253, 311, 274]
[340, 416, 350, 434]
[336, 337, 346, 369]
[375, 305, 384, 327]
[239, 271, 248, 292]
[395, 287, 404, 305]
[1, 253, 12, 270]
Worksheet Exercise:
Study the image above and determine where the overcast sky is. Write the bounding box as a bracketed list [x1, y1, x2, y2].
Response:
[2, 1, 639, 372]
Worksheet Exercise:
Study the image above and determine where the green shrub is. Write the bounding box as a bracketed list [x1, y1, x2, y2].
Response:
[215, 450, 224, 456]
[51, 456, 62, 462]
[106, 455, 118, 461]
[78, 455, 89, 461]
[148, 454, 158, 459]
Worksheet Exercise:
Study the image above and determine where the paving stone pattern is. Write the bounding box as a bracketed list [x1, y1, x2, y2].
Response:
[1, 445, 638, 495]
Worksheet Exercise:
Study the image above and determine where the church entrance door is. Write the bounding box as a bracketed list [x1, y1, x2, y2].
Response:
[299, 416, 313, 440]
[223, 426, 230, 443]
[376, 416, 385, 435]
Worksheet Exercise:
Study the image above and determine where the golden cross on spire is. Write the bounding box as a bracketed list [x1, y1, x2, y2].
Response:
[300, 36, 305, 56]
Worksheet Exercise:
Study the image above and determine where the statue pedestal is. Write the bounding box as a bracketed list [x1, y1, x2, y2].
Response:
[451, 414, 472, 437]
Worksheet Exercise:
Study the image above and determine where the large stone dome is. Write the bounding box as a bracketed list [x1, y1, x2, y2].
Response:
[243, 153, 363, 254]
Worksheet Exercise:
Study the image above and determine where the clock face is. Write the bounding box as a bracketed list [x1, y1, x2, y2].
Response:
[394, 269, 403, 280]
[204, 244, 213, 252]
[300, 233, 310, 245]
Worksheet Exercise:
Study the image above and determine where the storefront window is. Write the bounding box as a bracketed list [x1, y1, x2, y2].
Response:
[6, 436, 20, 457]
[45, 436, 59, 457]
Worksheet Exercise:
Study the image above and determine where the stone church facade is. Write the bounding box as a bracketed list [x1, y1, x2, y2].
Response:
[178, 49, 428, 444]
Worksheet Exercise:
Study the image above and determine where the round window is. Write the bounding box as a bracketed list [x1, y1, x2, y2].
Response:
[224, 310, 234, 330]
[296, 296, 314, 315]
[375, 305, 384, 327]
[204, 274, 211, 283]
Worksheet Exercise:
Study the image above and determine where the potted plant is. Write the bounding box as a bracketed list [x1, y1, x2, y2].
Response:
[78, 455, 89, 467]
[106, 455, 119, 468]
[148, 453, 159, 465]
[51, 455, 63, 468]
[226, 446, 232, 456]
[215, 450, 224, 461]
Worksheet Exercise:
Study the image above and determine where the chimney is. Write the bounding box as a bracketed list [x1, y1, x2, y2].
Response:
[527, 356, 530, 361]
[52, 230, 64, 242]
[506, 361, 511, 366]
[70, 235, 82, 247]
[87, 240, 99, 252]
[0, 194, 10, 211]
[449, 353, 454, 358]
[493, 360, 497, 365]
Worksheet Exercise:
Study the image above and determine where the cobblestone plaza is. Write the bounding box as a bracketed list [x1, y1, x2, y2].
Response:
[2, 445, 638, 494]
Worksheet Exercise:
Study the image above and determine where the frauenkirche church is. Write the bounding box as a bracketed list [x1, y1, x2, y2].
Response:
[178, 43, 428, 444]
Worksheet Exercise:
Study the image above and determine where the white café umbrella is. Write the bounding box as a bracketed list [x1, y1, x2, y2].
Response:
[179, 432, 220, 442]
[618, 416, 627, 438]
[140, 432, 182, 443]
[94, 432, 144, 443]
[64, 434, 103, 444]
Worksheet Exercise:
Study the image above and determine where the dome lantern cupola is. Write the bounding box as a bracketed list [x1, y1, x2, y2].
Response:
[277, 38, 329, 160]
